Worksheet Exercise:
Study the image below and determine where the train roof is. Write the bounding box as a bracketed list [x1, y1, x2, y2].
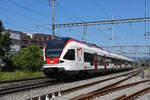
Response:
[50, 37, 71, 42]
[49, 37, 133, 62]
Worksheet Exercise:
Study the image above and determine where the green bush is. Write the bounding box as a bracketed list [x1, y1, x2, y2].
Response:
[13, 45, 44, 72]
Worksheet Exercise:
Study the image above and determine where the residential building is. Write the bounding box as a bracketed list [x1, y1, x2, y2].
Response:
[30, 33, 52, 49]
[8, 30, 52, 51]
[8, 30, 20, 52]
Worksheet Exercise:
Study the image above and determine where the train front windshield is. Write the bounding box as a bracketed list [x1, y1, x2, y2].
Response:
[45, 38, 70, 58]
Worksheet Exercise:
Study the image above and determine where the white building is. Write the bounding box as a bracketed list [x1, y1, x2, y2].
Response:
[9, 31, 20, 52]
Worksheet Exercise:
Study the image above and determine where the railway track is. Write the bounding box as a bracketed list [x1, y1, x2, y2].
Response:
[0, 77, 59, 96]
[112, 82, 150, 100]
[0, 68, 135, 98]
[70, 69, 143, 100]
[80, 79, 150, 100]
[0, 76, 47, 84]
[28, 68, 144, 100]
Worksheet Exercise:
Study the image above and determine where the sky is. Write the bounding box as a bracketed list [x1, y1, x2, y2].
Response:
[0, 0, 150, 47]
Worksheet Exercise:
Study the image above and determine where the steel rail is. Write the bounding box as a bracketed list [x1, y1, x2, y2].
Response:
[120, 86, 150, 100]
[91, 79, 150, 100]
[0, 77, 47, 84]
[0, 79, 60, 96]
[28, 68, 142, 100]
[70, 69, 143, 100]
[113, 95, 127, 100]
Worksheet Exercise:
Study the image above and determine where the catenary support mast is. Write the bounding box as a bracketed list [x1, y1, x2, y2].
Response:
[49, 0, 55, 39]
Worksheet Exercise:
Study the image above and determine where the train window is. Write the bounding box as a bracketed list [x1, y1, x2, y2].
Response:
[101, 62, 104, 66]
[107, 63, 109, 66]
[98, 55, 101, 62]
[63, 49, 75, 60]
[90, 62, 94, 66]
[46, 49, 63, 58]
[99, 62, 103, 66]
[84, 52, 94, 62]
[84, 52, 88, 62]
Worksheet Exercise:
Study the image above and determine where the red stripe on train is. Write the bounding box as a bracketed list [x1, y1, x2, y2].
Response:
[46, 58, 59, 64]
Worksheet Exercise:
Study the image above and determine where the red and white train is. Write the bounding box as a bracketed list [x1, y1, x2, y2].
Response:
[43, 37, 133, 79]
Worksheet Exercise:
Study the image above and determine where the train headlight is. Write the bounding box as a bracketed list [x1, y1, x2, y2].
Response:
[57, 60, 64, 64]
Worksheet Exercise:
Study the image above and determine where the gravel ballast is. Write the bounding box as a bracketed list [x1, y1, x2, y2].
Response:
[93, 82, 150, 100]
[0, 70, 133, 100]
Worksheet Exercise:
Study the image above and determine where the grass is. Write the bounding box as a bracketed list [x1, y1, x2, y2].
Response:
[0, 71, 45, 81]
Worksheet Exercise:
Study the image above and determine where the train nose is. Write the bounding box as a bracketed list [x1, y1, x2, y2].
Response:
[43, 67, 65, 78]
[46, 58, 59, 64]
[44, 67, 59, 74]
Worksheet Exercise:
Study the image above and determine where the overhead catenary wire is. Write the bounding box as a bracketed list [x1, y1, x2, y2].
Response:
[54, 1, 104, 42]
[0, 6, 42, 23]
[106, 0, 129, 40]
[91, 0, 133, 45]
[35, 0, 84, 23]
[56, 5, 85, 22]
[7, 0, 49, 18]
[90, 0, 110, 19]
[6, 0, 61, 23]
[35, 0, 87, 39]
[5, 22, 35, 32]
[54, 17, 150, 28]
[0, 7, 52, 32]
[14, 0, 106, 42]
[38, 0, 107, 24]
[98, 0, 129, 44]
[1, 11, 52, 33]
[1, 0, 65, 32]
[1, 0, 147, 48]
[90, 0, 123, 44]
[106, 0, 123, 19]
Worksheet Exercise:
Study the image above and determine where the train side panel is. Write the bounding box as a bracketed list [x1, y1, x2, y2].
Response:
[43, 38, 133, 79]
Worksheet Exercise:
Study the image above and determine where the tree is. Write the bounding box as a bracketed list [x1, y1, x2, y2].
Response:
[0, 20, 11, 71]
[0, 20, 4, 59]
[0, 20, 4, 33]
[13, 45, 44, 72]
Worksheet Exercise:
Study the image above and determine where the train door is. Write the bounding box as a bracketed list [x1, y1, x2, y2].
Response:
[115, 59, 117, 68]
[104, 55, 107, 69]
[94, 53, 98, 70]
[76, 48, 84, 70]
[63, 49, 77, 70]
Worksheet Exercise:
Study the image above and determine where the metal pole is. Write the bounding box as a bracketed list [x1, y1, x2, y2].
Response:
[149, 46, 150, 57]
[144, 0, 147, 37]
[83, 25, 87, 41]
[52, 0, 55, 39]
[112, 16, 114, 41]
